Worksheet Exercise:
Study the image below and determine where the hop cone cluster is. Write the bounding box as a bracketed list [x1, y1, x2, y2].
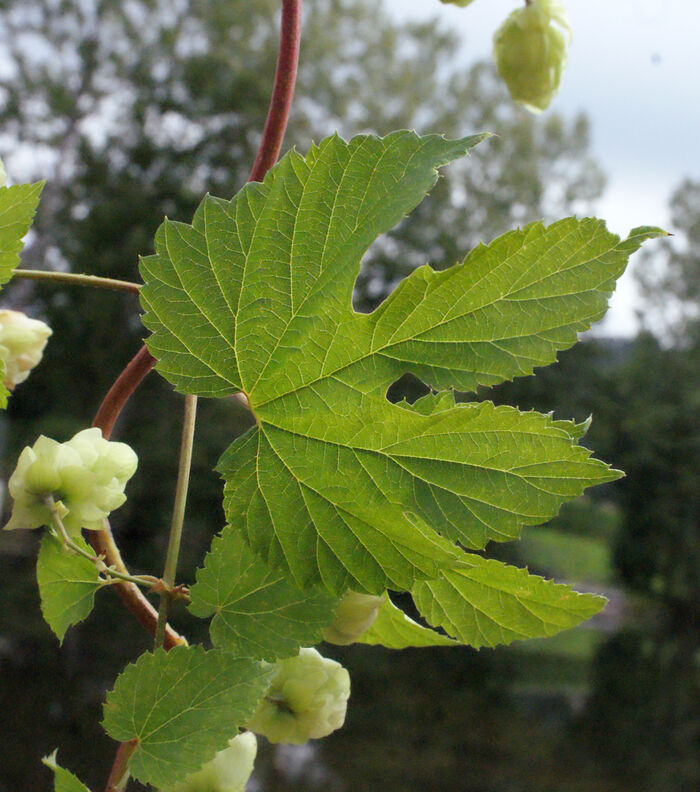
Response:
[322, 590, 383, 645]
[0, 309, 51, 391]
[160, 733, 257, 792]
[4, 427, 137, 533]
[493, 0, 572, 113]
[246, 648, 350, 744]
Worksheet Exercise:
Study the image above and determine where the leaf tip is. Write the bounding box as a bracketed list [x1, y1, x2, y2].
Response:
[41, 750, 59, 770]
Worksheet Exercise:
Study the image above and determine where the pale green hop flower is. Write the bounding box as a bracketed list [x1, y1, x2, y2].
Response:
[160, 732, 257, 792]
[4, 427, 137, 534]
[493, 0, 572, 113]
[246, 648, 350, 744]
[0, 309, 52, 390]
[322, 590, 383, 645]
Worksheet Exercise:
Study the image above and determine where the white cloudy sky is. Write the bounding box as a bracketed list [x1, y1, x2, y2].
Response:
[384, 0, 699, 334]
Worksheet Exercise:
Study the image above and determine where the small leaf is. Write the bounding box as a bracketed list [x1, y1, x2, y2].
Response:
[42, 752, 91, 792]
[102, 645, 273, 789]
[36, 532, 102, 643]
[0, 182, 44, 286]
[413, 556, 606, 648]
[189, 526, 339, 661]
[358, 593, 456, 648]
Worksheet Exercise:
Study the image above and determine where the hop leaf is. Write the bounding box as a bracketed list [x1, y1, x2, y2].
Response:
[4, 427, 137, 533]
[189, 526, 338, 661]
[245, 648, 350, 744]
[36, 532, 103, 642]
[493, 0, 572, 113]
[42, 752, 92, 792]
[413, 557, 606, 648]
[103, 646, 272, 788]
[0, 177, 43, 287]
[358, 593, 457, 648]
[140, 131, 663, 642]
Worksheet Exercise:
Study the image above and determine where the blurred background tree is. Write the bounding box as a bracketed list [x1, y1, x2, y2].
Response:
[0, 1, 696, 791]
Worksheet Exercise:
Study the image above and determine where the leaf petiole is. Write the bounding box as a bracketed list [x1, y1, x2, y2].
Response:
[44, 496, 160, 590]
[154, 394, 198, 649]
[13, 268, 141, 294]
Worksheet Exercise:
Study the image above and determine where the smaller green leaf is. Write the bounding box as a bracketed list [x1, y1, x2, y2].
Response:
[0, 182, 44, 286]
[103, 645, 273, 789]
[42, 752, 91, 792]
[36, 532, 102, 643]
[413, 555, 606, 648]
[439, 0, 476, 7]
[358, 593, 456, 648]
[189, 526, 339, 661]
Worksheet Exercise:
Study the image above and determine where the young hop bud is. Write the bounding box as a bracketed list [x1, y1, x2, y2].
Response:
[322, 590, 383, 645]
[246, 648, 350, 744]
[493, 0, 572, 113]
[0, 158, 6, 187]
[4, 427, 137, 534]
[160, 732, 257, 792]
[0, 309, 52, 391]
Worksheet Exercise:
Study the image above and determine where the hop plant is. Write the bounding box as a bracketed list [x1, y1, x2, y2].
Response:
[4, 427, 137, 534]
[159, 732, 257, 792]
[0, 309, 52, 391]
[245, 648, 350, 744]
[322, 591, 383, 645]
[493, 0, 572, 113]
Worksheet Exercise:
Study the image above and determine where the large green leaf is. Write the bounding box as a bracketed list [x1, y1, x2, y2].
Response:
[189, 526, 338, 660]
[102, 646, 272, 789]
[0, 182, 44, 285]
[42, 752, 91, 792]
[36, 533, 103, 643]
[140, 131, 661, 597]
[358, 593, 456, 648]
[412, 557, 606, 648]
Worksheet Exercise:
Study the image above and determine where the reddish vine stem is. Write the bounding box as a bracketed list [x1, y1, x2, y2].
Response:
[92, 345, 156, 439]
[98, 2, 303, 788]
[248, 0, 302, 182]
[104, 739, 138, 792]
[89, 344, 184, 651]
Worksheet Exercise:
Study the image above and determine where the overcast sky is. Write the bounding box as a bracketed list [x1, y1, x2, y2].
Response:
[384, 0, 698, 334]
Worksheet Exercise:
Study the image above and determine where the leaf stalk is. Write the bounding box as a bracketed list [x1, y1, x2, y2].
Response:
[13, 268, 141, 294]
[104, 739, 138, 792]
[44, 496, 162, 589]
[154, 394, 198, 649]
